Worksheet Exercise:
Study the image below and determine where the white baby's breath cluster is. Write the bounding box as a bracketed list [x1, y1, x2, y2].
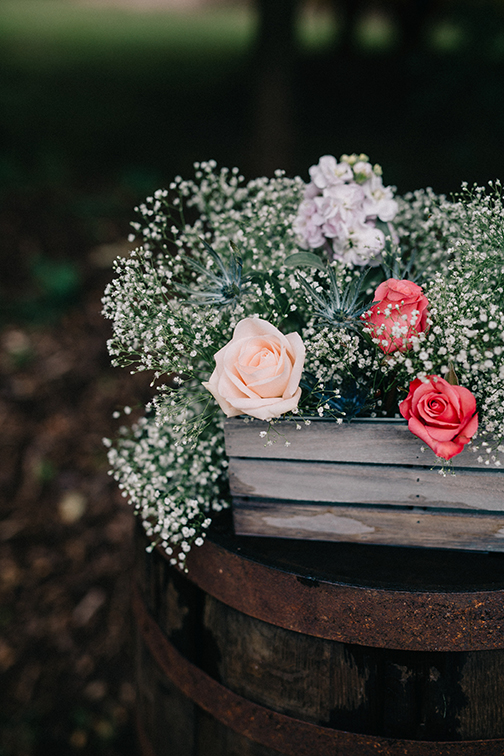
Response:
[298, 268, 383, 388]
[391, 181, 504, 460]
[105, 405, 227, 570]
[102, 157, 504, 560]
[103, 161, 310, 561]
[132, 161, 305, 271]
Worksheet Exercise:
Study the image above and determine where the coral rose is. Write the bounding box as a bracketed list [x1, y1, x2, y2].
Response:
[202, 318, 305, 422]
[399, 376, 478, 460]
[363, 278, 429, 353]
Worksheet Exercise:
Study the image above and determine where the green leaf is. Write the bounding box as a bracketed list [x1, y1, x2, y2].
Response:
[375, 218, 391, 236]
[284, 252, 328, 271]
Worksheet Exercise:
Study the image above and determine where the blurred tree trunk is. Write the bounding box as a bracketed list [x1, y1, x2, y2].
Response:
[395, 0, 440, 54]
[334, 0, 440, 55]
[246, 0, 302, 176]
[335, 0, 366, 54]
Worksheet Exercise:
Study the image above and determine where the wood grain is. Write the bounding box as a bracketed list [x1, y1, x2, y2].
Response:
[133, 531, 504, 754]
[228, 458, 504, 511]
[232, 499, 504, 552]
[225, 418, 504, 547]
[224, 417, 494, 469]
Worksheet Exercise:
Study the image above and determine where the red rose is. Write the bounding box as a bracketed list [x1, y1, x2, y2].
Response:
[399, 376, 478, 460]
[362, 278, 429, 353]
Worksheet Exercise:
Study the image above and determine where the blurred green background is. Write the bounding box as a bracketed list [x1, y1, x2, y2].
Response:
[1, 0, 504, 324]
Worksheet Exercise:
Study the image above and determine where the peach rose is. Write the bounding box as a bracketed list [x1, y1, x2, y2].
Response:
[362, 278, 429, 353]
[399, 376, 478, 460]
[203, 318, 305, 421]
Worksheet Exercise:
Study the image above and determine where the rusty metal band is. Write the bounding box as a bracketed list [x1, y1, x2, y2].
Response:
[167, 538, 504, 653]
[132, 584, 504, 756]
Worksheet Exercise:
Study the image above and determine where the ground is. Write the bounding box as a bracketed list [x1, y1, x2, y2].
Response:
[0, 233, 152, 755]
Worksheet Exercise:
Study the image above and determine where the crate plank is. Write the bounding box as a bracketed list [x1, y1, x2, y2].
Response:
[228, 458, 504, 512]
[225, 418, 504, 548]
[224, 417, 491, 470]
[232, 499, 504, 552]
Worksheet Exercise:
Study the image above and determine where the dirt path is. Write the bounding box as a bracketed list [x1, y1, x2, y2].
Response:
[1, 261, 154, 755]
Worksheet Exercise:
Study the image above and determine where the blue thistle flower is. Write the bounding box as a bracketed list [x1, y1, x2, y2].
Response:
[177, 240, 249, 308]
[296, 266, 376, 334]
[302, 373, 372, 420]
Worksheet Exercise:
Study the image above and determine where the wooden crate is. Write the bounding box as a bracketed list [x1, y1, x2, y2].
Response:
[224, 417, 504, 552]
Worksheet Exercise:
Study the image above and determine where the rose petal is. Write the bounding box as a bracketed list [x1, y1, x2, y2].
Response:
[246, 364, 291, 398]
[202, 317, 305, 420]
[284, 332, 306, 398]
[407, 415, 438, 451]
[460, 412, 479, 441]
[221, 365, 259, 399]
[202, 377, 242, 417]
[400, 375, 478, 460]
[226, 388, 302, 421]
[425, 424, 462, 442]
[239, 337, 281, 368]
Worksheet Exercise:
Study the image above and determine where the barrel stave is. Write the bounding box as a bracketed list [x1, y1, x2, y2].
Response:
[133, 523, 504, 752]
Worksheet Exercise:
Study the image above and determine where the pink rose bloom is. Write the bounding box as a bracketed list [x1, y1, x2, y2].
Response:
[202, 318, 305, 421]
[362, 278, 429, 353]
[399, 376, 478, 460]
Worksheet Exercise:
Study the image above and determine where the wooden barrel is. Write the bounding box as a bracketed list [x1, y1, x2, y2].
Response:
[132, 511, 504, 755]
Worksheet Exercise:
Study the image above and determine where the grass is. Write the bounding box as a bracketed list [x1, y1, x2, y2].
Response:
[0, 2, 262, 195]
[0, 0, 343, 59]
[0, 2, 257, 64]
[1, 1, 504, 199]
[0, 0, 341, 196]
[0, 0, 504, 328]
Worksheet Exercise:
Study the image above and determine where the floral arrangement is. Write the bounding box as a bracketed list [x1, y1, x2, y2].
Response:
[102, 154, 504, 567]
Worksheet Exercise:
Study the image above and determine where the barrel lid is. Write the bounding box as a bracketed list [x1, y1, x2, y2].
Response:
[176, 510, 504, 652]
[210, 510, 504, 592]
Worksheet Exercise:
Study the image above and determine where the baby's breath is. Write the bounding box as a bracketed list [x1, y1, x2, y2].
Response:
[103, 161, 504, 562]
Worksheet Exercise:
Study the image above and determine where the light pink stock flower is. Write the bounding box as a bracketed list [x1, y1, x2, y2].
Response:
[294, 154, 398, 266]
[331, 222, 385, 267]
[352, 160, 374, 181]
[203, 318, 305, 421]
[362, 173, 398, 222]
[322, 183, 366, 225]
[292, 199, 326, 249]
[308, 154, 353, 189]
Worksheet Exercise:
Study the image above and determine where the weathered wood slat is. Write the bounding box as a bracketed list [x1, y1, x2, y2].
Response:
[228, 458, 504, 511]
[232, 499, 504, 552]
[225, 418, 504, 548]
[224, 417, 493, 470]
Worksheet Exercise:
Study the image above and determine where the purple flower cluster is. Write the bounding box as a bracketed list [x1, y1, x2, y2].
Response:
[293, 154, 398, 266]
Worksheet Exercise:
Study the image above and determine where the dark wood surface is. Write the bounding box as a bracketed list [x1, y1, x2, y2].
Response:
[208, 510, 504, 592]
[133, 518, 504, 752]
